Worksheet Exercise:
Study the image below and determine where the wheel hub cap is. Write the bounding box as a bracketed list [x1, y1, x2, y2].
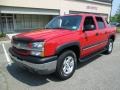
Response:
[108, 42, 113, 52]
[63, 56, 74, 75]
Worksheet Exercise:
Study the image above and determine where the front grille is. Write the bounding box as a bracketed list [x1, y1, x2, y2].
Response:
[12, 46, 30, 56]
[12, 36, 32, 56]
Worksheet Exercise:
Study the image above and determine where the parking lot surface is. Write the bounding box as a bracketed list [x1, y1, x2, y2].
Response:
[0, 34, 120, 90]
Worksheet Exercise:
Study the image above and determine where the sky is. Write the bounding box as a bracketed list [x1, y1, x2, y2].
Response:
[112, 0, 120, 16]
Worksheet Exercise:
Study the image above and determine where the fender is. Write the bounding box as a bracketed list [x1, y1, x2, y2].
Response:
[56, 42, 80, 55]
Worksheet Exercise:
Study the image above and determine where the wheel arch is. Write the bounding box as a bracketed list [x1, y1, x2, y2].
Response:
[109, 34, 115, 42]
[56, 42, 80, 61]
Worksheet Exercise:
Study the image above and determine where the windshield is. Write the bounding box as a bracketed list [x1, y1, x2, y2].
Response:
[45, 15, 82, 30]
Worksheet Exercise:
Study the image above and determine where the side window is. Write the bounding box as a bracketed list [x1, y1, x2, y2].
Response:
[96, 17, 105, 29]
[84, 16, 96, 30]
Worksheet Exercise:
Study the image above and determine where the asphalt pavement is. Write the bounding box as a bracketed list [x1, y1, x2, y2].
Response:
[0, 35, 120, 90]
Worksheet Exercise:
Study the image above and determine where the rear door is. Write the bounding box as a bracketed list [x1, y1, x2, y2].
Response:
[95, 17, 108, 49]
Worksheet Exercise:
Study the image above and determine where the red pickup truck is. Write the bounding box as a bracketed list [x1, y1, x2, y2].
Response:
[9, 14, 116, 80]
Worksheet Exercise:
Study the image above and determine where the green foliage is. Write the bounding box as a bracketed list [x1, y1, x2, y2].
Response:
[111, 16, 117, 22]
[0, 33, 6, 37]
[111, 4, 120, 22]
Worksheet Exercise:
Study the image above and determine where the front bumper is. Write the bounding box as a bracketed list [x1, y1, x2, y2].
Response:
[9, 48, 57, 75]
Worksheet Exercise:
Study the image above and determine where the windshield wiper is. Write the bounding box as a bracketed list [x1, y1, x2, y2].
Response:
[44, 27, 51, 29]
[45, 27, 67, 29]
[45, 27, 73, 30]
[52, 27, 67, 29]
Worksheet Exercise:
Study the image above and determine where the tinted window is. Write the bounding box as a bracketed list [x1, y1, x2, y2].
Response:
[84, 16, 96, 30]
[96, 17, 105, 29]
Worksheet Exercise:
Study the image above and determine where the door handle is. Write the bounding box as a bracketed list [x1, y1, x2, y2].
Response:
[96, 33, 99, 36]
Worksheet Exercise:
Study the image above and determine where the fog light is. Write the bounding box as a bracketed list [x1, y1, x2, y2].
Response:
[31, 51, 44, 57]
[31, 51, 41, 56]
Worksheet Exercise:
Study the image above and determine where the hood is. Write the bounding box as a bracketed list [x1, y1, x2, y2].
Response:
[15, 29, 73, 41]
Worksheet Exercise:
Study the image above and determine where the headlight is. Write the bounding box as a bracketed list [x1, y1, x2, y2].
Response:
[30, 42, 44, 57]
[32, 42, 44, 51]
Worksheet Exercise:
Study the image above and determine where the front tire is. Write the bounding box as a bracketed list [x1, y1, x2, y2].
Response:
[55, 50, 77, 80]
[105, 39, 113, 54]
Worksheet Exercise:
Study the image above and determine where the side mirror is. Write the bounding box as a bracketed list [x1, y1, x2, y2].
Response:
[83, 25, 95, 31]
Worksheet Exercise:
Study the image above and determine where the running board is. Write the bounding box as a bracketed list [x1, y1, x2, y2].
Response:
[79, 49, 107, 62]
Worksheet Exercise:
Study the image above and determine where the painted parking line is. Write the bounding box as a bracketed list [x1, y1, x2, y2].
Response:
[2, 44, 12, 65]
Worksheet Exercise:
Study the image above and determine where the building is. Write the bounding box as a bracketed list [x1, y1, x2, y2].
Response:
[0, 0, 112, 33]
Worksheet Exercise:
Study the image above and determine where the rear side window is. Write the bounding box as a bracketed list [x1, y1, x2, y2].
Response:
[96, 17, 105, 29]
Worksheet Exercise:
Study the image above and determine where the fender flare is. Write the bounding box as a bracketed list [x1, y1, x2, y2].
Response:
[55, 42, 80, 55]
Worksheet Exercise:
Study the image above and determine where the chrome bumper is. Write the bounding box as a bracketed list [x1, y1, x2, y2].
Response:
[9, 54, 57, 75]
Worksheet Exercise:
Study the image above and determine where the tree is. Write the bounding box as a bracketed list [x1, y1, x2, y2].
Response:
[111, 4, 120, 22]
[115, 4, 120, 22]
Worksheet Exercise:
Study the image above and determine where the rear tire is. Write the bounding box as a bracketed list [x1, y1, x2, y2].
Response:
[105, 39, 113, 54]
[55, 50, 77, 80]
